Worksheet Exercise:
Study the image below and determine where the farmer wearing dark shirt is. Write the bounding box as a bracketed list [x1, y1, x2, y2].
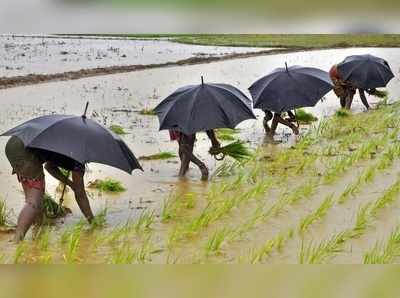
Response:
[263, 110, 299, 136]
[5, 136, 94, 242]
[170, 129, 220, 181]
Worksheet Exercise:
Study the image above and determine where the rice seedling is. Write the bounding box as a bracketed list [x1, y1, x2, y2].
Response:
[138, 108, 156, 116]
[133, 209, 155, 234]
[13, 241, 28, 264]
[211, 160, 239, 178]
[35, 227, 52, 251]
[248, 229, 294, 264]
[209, 141, 253, 162]
[363, 226, 400, 264]
[34, 227, 53, 264]
[108, 243, 136, 264]
[139, 151, 177, 160]
[90, 207, 108, 229]
[88, 178, 126, 192]
[109, 124, 127, 135]
[61, 222, 84, 264]
[369, 177, 400, 217]
[298, 231, 349, 264]
[0, 198, 13, 226]
[295, 109, 318, 124]
[299, 193, 334, 234]
[204, 228, 233, 257]
[335, 109, 350, 118]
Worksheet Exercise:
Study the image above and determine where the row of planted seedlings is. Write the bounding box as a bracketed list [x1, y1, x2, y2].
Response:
[295, 106, 400, 263]
[3, 103, 398, 263]
[245, 135, 400, 264]
[224, 103, 400, 263]
[158, 103, 399, 263]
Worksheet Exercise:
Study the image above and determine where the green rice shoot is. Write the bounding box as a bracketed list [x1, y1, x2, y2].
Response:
[109, 125, 127, 135]
[335, 109, 351, 118]
[139, 152, 177, 160]
[295, 109, 318, 124]
[88, 178, 126, 192]
[138, 108, 156, 116]
[210, 141, 253, 162]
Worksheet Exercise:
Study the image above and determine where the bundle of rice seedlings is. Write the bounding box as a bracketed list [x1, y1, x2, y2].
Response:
[43, 193, 71, 219]
[295, 109, 318, 124]
[209, 141, 253, 162]
[216, 128, 240, 141]
[369, 89, 388, 99]
[88, 178, 126, 192]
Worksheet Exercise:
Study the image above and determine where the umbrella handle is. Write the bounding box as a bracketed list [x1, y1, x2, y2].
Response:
[82, 102, 89, 118]
[213, 153, 225, 161]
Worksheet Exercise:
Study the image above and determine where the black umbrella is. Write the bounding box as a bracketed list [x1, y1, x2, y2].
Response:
[154, 77, 256, 135]
[249, 64, 333, 113]
[1, 103, 142, 174]
[337, 54, 394, 90]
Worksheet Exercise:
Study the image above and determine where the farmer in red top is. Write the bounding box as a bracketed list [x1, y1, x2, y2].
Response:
[330, 64, 373, 110]
[169, 129, 220, 181]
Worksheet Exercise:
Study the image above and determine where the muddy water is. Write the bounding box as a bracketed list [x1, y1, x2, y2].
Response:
[0, 35, 273, 77]
[0, 47, 399, 244]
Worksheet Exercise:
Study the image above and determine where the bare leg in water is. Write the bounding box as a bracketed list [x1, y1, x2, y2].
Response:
[178, 134, 209, 180]
[263, 110, 274, 137]
[358, 89, 370, 110]
[14, 185, 43, 242]
[271, 113, 299, 135]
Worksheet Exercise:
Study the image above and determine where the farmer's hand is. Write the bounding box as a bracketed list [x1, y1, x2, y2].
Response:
[209, 146, 221, 155]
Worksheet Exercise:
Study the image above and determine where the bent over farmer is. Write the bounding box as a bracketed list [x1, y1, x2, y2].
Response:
[170, 129, 220, 181]
[5, 136, 94, 242]
[329, 64, 373, 110]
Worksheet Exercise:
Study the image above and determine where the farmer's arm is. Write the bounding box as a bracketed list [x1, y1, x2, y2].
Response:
[206, 130, 221, 149]
[44, 162, 74, 187]
[71, 170, 94, 223]
[286, 111, 297, 122]
[359, 89, 370, 110]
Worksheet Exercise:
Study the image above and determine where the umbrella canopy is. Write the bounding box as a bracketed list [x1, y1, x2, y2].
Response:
[154, 77, 256, 135]
[249, 64, 333, 113]
[337, 54, 394, 90]
[1, 113, 142, 174]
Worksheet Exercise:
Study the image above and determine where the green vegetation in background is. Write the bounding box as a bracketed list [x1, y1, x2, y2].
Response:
[71, 34, 400, 49]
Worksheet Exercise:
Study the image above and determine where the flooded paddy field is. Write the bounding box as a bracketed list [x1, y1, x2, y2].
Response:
[0, 35, 274, 77]
[0, 43, 399, 263]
